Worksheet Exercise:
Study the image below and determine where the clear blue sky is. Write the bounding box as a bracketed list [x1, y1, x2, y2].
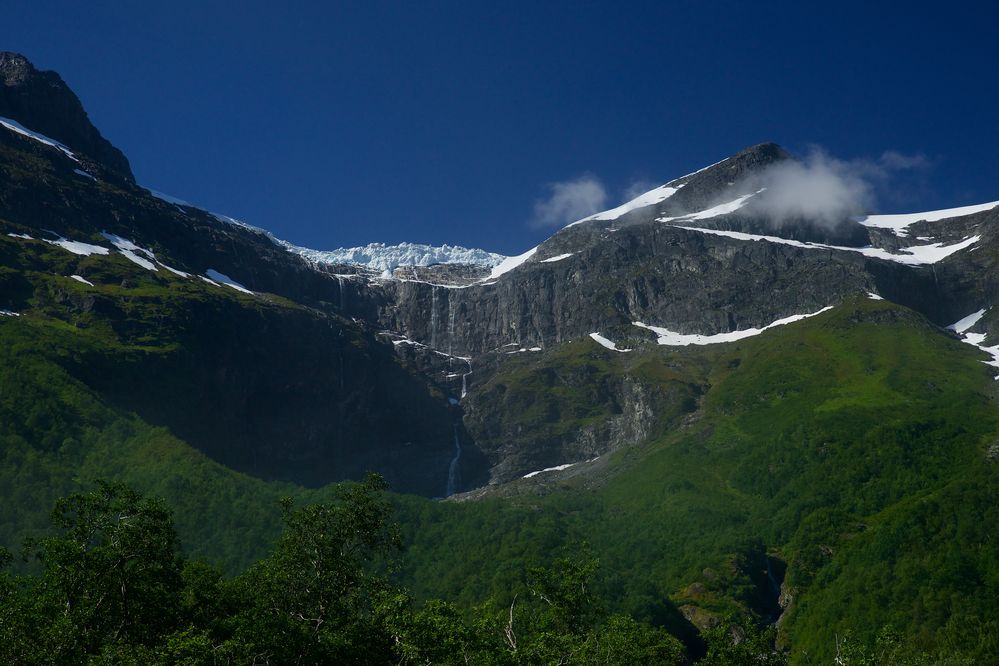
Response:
[4, 1, 997, 255]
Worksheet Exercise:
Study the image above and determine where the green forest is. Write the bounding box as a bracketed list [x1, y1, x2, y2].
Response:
[0, 478, 967, 665]
[1, 230, 998, 664]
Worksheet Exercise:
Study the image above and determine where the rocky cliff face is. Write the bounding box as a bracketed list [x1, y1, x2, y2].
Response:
[2, 53, 998, 495]
[0, 52, 134, 182]
[357, 143, 966, 358]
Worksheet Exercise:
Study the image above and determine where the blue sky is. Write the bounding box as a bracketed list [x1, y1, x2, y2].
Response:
[3, 1, 998, 255]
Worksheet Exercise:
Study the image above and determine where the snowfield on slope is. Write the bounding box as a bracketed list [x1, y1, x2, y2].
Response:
[634, 306, 834, 346]
[948, 309, 999, 379]
[668, 225, 980, 266]
[0, 115, 79, 162]
[589, 332, 631, 352]
[859, 200, 999, 237]
[568, 183, 682, 227]
[564, 156, 733, 228]
[101, 232, 158, 271]
[205, 269, 253, 294]
[659, 190, 763, 222]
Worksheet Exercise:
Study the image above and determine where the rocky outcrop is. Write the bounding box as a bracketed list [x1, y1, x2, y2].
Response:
[0, 52, 134, 182]
[3, 55, 999, 495]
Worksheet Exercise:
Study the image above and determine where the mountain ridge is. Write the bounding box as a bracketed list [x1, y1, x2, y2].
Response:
[0, 51, 133, 182]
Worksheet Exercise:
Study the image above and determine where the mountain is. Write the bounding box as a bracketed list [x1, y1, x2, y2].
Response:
[0, 52, 133, 182]
[1, 53, 997, 662]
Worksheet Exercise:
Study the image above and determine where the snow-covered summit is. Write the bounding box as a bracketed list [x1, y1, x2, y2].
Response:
[286, 242, 506, 273]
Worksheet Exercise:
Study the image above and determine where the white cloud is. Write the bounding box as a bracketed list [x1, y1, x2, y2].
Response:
[743, 148, 933, 228]
[531, 175, 607, 228]
[622, 179, 656, 202]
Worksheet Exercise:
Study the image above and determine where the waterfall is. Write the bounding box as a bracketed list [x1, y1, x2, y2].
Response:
[445, 424, 462, 496]
[461, 359, 471, 399]
[430, 286, 439, 349]
[447, 294, 455, 363]
[337, 276, 346, 314]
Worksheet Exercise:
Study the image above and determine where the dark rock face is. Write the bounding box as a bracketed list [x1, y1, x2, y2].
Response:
[84, 300, 457, 496]
[0, 52, 134, 182]
[4, 55, 999, 493]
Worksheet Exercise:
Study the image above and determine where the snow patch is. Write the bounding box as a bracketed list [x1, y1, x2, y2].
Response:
[866, 292, 884, 301]
[160, 264, 191, 278]
[73, 168, 95, 181]
[0, 116, 78, 162]
[948, 309, 986, 334]
[523, 463, 578, 478]
[523, 456, 599, 478]
[205, 269, 253, 294]
[948, 309, 999, 379]
[506, 346, 543, 354]
[101, 233, 158, 271]
[541, 253, 574, 263]
[660, 190, 763, 222]
[69, 275, 94, 286]
[668, 225, 980, 266]
[634, 306, 834, 346]
[7, 233, 33, 240]
[147, 189, 193, 207]
[488, 246, 538, 280]
[0, 310, 20, 317]
[589, 332, 632, 352]
[46, 238, 110, 256]
[859, 200, 999, 237]
[563, 157, 734, 229]
[568, 183, 683, 227]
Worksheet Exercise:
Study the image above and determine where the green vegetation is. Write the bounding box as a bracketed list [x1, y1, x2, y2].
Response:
[392, 300, 999, 663]
[1, 224, 997, 663]
[3, 480, 959, 665]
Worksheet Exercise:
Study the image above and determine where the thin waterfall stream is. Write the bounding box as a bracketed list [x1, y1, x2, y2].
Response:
[445, 424, 462, 496]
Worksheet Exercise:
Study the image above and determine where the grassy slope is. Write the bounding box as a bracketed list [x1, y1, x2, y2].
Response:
[1, 228, 996, 661]
[394, 299, 999, 663]
[0, 233, 350, 571]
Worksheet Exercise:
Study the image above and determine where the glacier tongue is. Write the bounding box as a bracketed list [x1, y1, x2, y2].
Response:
[287, 241, 506, 273]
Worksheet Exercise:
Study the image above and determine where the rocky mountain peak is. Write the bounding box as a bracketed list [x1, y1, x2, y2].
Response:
[0, 52, 35, 86]
[0, 51, 134, 182]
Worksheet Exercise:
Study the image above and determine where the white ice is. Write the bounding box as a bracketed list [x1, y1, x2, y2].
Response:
[100, 232, 158, 271]
[634, 306, 834, 346]
[948, 309, 986, 334]
[160, 264, 191, 278]
[0, 116, 78, 162]
[563, 156, 733, 229]
[668, 225, 980, 266]
[488, 246, 538, 280]
[659, 190, 763, 223]
[589, 332, 632, 352]
[205, 269, 253, 294]
[46, 238, 110, 256]
[568, 184, 682, 227]
[859, 200, 999, 237]
[290, 241, 506, 273]
[523, 455, 599, 478]
[523, 462, 577, 478]
[948, 309, 999, 379]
